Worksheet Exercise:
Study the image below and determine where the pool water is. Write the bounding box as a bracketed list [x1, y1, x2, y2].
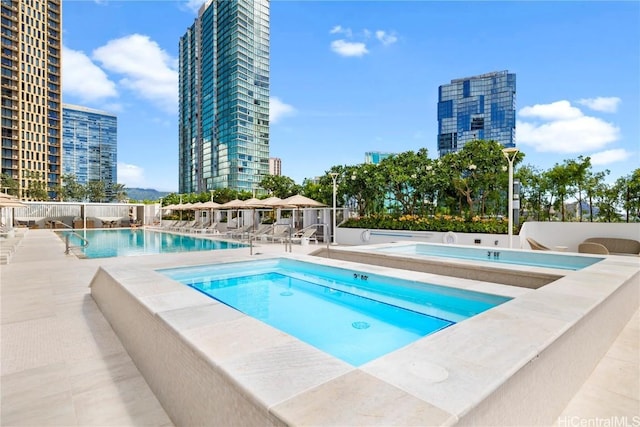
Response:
[160, 258, 511, 366]
[376, 243, 603, 270]
[57, 229, 246, 259]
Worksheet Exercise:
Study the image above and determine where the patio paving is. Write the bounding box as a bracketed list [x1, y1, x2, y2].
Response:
[0, 229, 637, 426]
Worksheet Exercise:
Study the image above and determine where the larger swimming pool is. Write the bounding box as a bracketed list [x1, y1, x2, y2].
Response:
[375, 243, 603, 270]
[57, 229, 246, 259]
[159, 258, 511, 366]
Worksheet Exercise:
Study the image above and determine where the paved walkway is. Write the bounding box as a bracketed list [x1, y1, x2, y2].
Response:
[0, 229, 637, 426]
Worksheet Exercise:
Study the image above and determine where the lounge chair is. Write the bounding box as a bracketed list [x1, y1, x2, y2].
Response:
[581, 237, 640, 256]
[578, 242, 609, 255]
[292, 227, 318, 244]
[526, 237, 551, 251]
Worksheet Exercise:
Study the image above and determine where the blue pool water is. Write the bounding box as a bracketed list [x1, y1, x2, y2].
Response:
[159, 258, 511, 366]
[57, 229, 245, 259]
[376, 243, 603, 270]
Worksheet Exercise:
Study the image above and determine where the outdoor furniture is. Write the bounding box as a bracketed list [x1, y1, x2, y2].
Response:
[578, 242, 610, 255]
[580, 237, 640, 256]
[526, 237, 551, 251]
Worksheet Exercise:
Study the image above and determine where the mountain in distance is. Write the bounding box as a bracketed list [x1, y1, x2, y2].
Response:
[125, 187, 172, 201]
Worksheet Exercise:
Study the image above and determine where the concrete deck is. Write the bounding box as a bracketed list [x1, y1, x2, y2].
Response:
[1, 229, 638, 426]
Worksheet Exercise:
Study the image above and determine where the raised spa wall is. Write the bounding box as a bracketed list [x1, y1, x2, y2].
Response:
[89, 252, 639, 426]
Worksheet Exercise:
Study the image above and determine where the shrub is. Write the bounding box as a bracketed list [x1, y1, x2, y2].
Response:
[342, 214, 509, 234]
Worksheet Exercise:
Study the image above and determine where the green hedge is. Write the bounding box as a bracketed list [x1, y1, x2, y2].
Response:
[342, 214, 509, 234]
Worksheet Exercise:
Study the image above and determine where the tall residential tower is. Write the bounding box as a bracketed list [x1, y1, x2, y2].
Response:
[437, 70, 516, 157]
[62, 104, 117, 199]
[179, 0, 270, 194]
[1, 0, 62, 199]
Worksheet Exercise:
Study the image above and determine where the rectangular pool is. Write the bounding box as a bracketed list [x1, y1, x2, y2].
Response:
[159, 258, 511, 366]
[57, 229, 246, 259]
[376, 243, 603, 270]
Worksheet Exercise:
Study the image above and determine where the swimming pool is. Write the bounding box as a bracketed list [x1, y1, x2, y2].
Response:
[159, 258, 511, 366]
[375, 243, 603, 270]
[57, 229, 246, 259]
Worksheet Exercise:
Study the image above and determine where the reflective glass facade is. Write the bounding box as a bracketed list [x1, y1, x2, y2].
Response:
[437, 70, 516, 157]
[179, 0, 270, 194]
[62, 105, 117, 198]
[365, 151, 395, 165]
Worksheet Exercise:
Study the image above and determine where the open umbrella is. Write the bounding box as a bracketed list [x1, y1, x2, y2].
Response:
[220, 199, 247, 229]
[281, 194, 327, 208]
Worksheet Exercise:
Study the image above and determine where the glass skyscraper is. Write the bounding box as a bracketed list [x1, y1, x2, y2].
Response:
[437, 70, 516, 157]
[62, 104, 117, 199]
[179, 0, 270, 194]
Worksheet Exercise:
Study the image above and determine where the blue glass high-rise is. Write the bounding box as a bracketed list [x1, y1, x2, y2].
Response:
[62, 105, 117, 199]
[179, 0, 270, 194]
[437, 71, 516, 157]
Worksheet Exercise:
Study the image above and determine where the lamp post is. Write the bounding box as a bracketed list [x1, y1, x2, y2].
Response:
[502, 147, 519, 249]
[330, 172, 339, 244]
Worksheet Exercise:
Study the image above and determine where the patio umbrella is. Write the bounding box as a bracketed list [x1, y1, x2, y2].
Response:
[279, 195, 327, 229]
[281, 194, 327, 208]
[199, 201, 222, 227]
[0, 194, 26, 208]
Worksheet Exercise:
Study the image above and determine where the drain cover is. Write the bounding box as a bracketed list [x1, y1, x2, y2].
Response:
[352, 321, 370, 329]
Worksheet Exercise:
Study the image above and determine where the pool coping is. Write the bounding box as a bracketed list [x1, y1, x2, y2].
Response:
[314, 241, 604, 288]
[89, 251, 640, 426]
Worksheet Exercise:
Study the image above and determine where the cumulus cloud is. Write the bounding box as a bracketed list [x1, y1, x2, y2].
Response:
[62, 46, 118, 102]
[270, 97, 296, 124]
[93, 34, 178, 114]
[329, 25, 398, 57]
[589, 149, 632, 166]
[519, 100, 582, 120]
[375, 30, 398, 46]
[517, 100, 620, 153]
[118, 163, 146, 188]
[577, 97, 621, 113]
[330, 40, 369, 57]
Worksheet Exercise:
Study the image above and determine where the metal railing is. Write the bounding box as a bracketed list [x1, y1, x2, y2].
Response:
[54, 221, 90, 255]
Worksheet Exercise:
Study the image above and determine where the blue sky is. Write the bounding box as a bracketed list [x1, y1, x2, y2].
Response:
[61, 1, 640, 192]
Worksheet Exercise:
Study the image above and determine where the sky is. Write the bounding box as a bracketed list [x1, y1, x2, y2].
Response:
[61, 0, 640, 192]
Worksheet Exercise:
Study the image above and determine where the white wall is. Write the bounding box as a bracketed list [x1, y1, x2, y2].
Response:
[519, 221, 640, 252]
[336, 227, 519, 248]
[336, 221, 640, 252]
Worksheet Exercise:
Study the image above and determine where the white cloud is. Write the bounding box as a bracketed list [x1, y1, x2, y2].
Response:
[589, 149, 632, 166]
[375, 30, 398, 46]
[185, 0, 207, 13]
[62, 46, 118, 102]
[577, 97, 621, 113]
[519, 100, 583, 120]
[118, 163, 146, 188]
[330, 39, 369, 57]
[93, 34, 178, 114]
[329, 25, 352, 37]
[517, 100, 620, 153]
[270, 97, 296, 124]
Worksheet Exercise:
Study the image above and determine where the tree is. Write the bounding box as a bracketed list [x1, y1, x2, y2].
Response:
[60, 174, 86, 201]
[565, 156, 591, 221]
[259, 175, 300, 199]
[616, 169, 640, 222]
[111, 183, 128, 203]
[25, 172, 48, 200]
[0, 173, 19, 196]
[86, 180, 106, 202]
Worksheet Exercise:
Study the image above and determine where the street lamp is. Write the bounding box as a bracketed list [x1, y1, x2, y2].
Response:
[502, 147, 519, 249]
[330, 172, 339, 244]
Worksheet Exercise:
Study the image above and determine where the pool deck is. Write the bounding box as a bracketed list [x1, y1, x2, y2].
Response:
[1, 229, 638, 425]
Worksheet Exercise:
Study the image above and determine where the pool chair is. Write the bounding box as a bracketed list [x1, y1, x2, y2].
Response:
[578, 242, 610, 255]
[526, 237, 551, 251]
[291, 227, 318, 244]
